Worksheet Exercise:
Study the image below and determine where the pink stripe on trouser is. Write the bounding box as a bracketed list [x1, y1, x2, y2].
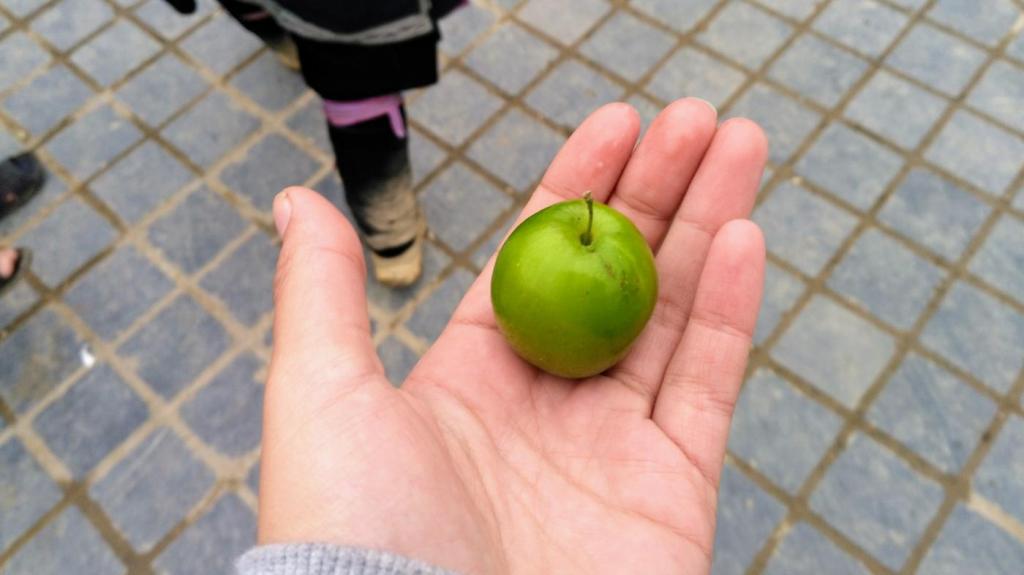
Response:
[323, 95, 407, 139]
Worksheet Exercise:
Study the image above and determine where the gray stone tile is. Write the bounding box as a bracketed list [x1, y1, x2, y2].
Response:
[728, 369, 842, 492]
[247, 462, 260, 494]
[45, 105, 143, 180]
[148, 186, 249, 275]
[0, 279, 38, 330]
[886, 0, 927, 8]
[580, 11, 675, 82]
[810, 433, 943, 570]
[646, 47, 747, 109]
[698, 1, 793, 70]
[796, 122, 903, 210]
[768, 34, 869, 108]
[409, 69, 503, 145]
[34, 364, 148, 478]
[773, 296, 896, 407]
[886, 22, 987, 97]
[118, 295, 231, 399]
[627, 93, 661, 134]
[163, 90, 260, 168]
[154, 493, 256, 575]
[471, 213, 515, 269]
[230, 51, 308, 111]
[868, 354, 996, 473]
[1, 0, 47, 18]
[377, 336, 419, 386]
[631, 0, 717, 33]
[465, 23, 560, 96]
[975, 415, 1024, 524]
[420, 163, 512, 251]
[525, 59, 624, 130]
[180, 12, 264, 76]
[845, 70, 948, 150]
[755, 0, 822, 20]
[0, 32, 50, 92]
[467, 108, 563, 191]
[971, 215, 1024, 304]
[406, 268, 476, 341]
[755, 261, 805, 345]
[3, 506, 123, 575]
[65, 246, 174, 341]
[878, 168, 991, 262]
[92, 141, 194, 223]
[918, 504, 1024, 574]
[221, 133, 321, 211]
[926, 110, 1024, 196]
[439, 2, 496, 56]
[968, 60, 1024, 133]
[410, 128, 447, 185]
[285, 97, 331, 156]
[200, 233, 278, 326]
[1009, 30, 1024, 62]
[309, 170, 347, 215]
[31, 0, 113, 52]
[117, 53, 210, 127]
[926, 0, 1020, 47]
[728, 83, 822, 164]
[518, 0, 610, 45]
[812, 0, 908, 57]
[134, 0, 217, 40]
[754, 183, 858, 275]
[70, 19, 161, 87]
[921, 281, 1024, 393]
[19, 197, 117, 287]
[0, 130, 20, 159]
[0, 307, 85, 414]
[2, 64, 94, 136]
[763, 522, 870, 575]
[0, 437, 62, 552]
[710, 463, 785, 575]
[181, 352, 264, 457]
[90, 427, 215, 552]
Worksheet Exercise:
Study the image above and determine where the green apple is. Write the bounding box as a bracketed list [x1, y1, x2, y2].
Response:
[491, 193, 658, 379]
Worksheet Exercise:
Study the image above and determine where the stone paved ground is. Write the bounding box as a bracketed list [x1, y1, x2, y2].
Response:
[2, 0, 1024, 573]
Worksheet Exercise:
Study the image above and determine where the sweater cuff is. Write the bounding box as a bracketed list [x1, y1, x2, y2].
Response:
[235, 543, 460, 575]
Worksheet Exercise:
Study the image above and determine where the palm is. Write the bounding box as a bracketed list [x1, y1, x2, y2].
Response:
[260, 101, 767, 575]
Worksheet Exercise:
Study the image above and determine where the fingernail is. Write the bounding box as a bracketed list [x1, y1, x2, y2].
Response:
[694, 97, 717, 116]
[273, 192, 292, 237]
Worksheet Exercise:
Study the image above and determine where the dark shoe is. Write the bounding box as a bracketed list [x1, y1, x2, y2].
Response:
[0, 153, 45, 220]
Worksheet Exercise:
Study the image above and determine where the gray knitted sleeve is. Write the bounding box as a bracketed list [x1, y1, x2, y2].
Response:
[235, 544, 462, 575]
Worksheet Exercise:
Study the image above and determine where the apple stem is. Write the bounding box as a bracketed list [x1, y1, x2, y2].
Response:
[581, 191, 594, 246]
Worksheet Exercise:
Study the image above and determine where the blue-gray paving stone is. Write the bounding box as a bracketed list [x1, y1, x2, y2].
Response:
[0, 32, 50, 91]
[406, 268, 476, 341]
[810, 433, 943, 570]
[631, 0, 717, 33]
[878, 168, 990, 262]
[812, 0, 908, 57]
[768, 34, 869, 108]
[968, 60, 1024, 133]
[886, 23, 987, 97]
[181, 353, 264, 456]
[33, 364, 148, 478]
[796, 122, 903, 210]
[518, 0, 609, 45]
[627, 94, 661, 134]
[148, 186, 249, 274]
[231, 52, 308, 111]
[467, 108, 563, 191]
[154, 493, 256, 575]
[220, 133, 321, 211]
[0, 130, 19, 159]
[439, 2, 495, 56]
[868, 354, 996, 474]
[756, 0, 822, 20]
[92, 141, 194, 223]
[922, 281, 1024, 392]
[409, 69, 503, 145]
[3, 507, 123, 575]
[410, 128, 446, 185]
[887, 0, 927, 7]
[774, 296, 896, 407]
[728, 369, 842, 492]
[1, 0, 46, 17]
[971, 215, 1024, 304]
[472, 214, 515, 269]
[18, 197, 117, 287]
[0, 280, 38, 330]
[2, 64, 93, 136]
[31, 0, 113, 51]
[310, 170, 346, 214]
[646, 47, 746, 109]
[46, 105, 143, 180]
[1009, 31, 1024, 62]
[118, 295, 231, 399]
[845, 70, 948, 150]
[0, 307, 84, 414]
[420, 163, 512, 252]
[117, 53, 210, 127]
[163, 90, 260, 168]
[180, 12, 264, 76]
[134, 0, 217, 40]
[465, 23, 560, 95]
[65, 246, 174, 341]
[754, 183, 858, 275]
[919, 504, 1024, 574]
[525, 59, 624, 130]
[247, 462, 260, 494]
[763, 522, 870, 575]
[755, 261, 805, 345]
[710, 463, 785, 575]
[927, 0, 1019, 47]
[580, 11, 675, 82]
[200, 233, 278, 326]
[286, 97, 331, 155]
[377, 336, 420, 386]
[926, 110, 1024, 196]
[698, 1, 793, 70]
[828, 228, 945, 329]
[0, 437, 62, 552]
[975, 415, 1024, 524]
[91, 427, 215, 552]
[70, 19, 161, 86]
[728, 83, 821, 164]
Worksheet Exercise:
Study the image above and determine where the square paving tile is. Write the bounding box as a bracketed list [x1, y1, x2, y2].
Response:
[467, 108, 563, 191]
[970, 215, 1024, 304]
[3, 507, 123, 575]
[230, 52, 308, 111]
[405, 268, 476, 342]
[465, 23, 560, 96]
[45, 105, 143, 180]
[30, 0, 113, 52]
[812, 0, 909, 58]
[886, 22, 987, 97]
[0, 437, 62, 552]
[926, 0, 1019, 47]
[768, 34, 870, 108]
[711, 463, 785, 575]
[0, 32, 50, 92]
[18, 197, 118, 287]
[117, 53, 210, 127]
[580, 11, 675, 82]
[763, 522, 870, 575]
[926, 110, 1024, 197]
[70, 19, 161, 87]
[92, 140, 194, 223]
[728, 83, 822, 164]
[631, 0, 717, 33]
[181, 352, 264, 457]
[410, 128, 447, 185]
[377, 336, 420, 386]
[1009, 30, 1024, 62]
[2, 65, 94, 136]
[795, 122, 903, 210]
[518, 0, 610, 45]
[220, 133, 322, 211]
[134, 0, 217, 41]
[968, 60, 1024, 133]
[180, 12, 264, 76]
[845, 70, 948, 151]
[153, 493, 256, 575]
[525, 59, 624, 130]
[471, 213, 516, 269]
[755, 261, 805, 345]
[646, 46, 746, 109]
[409, 69, 503, 145]
[756, 0, 822, 20]
[199, 232, 278, 327]
[162, 90, 260, 168]
[0, 280, 38, 330]
[918, 505, 1024, 574]
[438, 2, 496, 56]
[974, 415, 1024, 524]
[285, 97, 332, 156]
[420, 163, 511, 252]
[698, 1, 793, 70]
[1, 0, 47, 18]
[148, 186, 249, 275]
[0, 307, 85, 414]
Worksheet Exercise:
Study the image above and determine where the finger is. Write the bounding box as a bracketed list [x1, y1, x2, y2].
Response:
[609, 118, 766, 403]
[652, 220, 765, 486]
[608, 98, 718, 250]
